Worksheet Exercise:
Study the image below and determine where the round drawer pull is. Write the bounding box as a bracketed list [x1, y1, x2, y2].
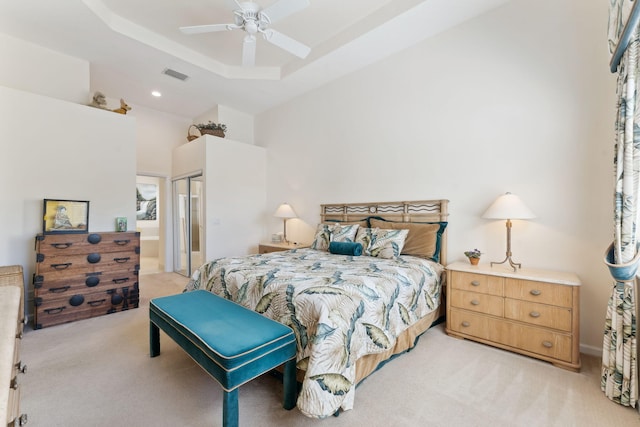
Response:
[470, 300, 480, 306]
[471, 280, 480, 286]
[530, 289, 542, 296]
[529, 311, 541, 318]
[461, 321, 471, 327]
[542, 340, 553, 348]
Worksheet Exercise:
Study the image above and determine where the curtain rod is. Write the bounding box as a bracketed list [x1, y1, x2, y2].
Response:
[611, 1, 640, 73]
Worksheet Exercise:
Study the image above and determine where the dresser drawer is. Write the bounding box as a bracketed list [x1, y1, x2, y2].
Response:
[36, 232, 139, 256]
[505, 278, 572, 307]
[35, 249, 139, 275]
[450, 290, 504, 317]
[504, 299, 572, 332]
[34, 268, 139, 296]
[450, 271, 503, 296]
[449, 308, 573, 362]
[35, 284, 139, 329]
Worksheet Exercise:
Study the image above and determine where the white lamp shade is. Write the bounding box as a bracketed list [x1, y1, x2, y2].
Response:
[482, 192, 535, 220]
[274, 203, 297, 219]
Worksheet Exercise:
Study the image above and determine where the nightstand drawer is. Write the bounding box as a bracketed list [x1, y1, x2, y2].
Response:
[505, 279, 572, 307]
[450, 271, 503, 296]
[504, 299, 572, 331]
[450, 290, 504, 317]
[449, 309, 573, 362]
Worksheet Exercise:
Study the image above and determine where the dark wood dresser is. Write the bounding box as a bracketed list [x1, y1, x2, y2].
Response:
[34, 232, 140, 329]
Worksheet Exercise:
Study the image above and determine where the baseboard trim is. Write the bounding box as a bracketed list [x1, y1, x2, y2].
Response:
[580, 343, 601, 357]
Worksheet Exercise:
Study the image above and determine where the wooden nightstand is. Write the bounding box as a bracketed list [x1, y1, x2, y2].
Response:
[258, 242, 309, 254]
[445, 261, 581, 371]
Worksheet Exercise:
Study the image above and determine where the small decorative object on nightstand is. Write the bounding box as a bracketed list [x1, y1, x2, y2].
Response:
[445, 261, 581, 372]
[259, 242, 308, 254]
[464, 249, 482, 265]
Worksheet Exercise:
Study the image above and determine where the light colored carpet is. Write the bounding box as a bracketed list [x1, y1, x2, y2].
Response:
[20, 272, 640, 426]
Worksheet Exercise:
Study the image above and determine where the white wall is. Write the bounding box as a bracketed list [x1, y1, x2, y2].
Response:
[0, 33, 89, 104]
[0, 85, 137, 309]
[256, 0, 615, 353]
[173, 136, 267, 262]
[130, 104, 192, 271]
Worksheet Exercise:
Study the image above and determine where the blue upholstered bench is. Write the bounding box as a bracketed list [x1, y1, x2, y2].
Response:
[149, 290, 297, 427]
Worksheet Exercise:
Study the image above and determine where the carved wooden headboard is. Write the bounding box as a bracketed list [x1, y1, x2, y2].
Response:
[320, 200, 449, 265]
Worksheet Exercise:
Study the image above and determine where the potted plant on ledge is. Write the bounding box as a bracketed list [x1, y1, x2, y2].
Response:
[464, 248, 482, 265]
[195, 121, 227, 138]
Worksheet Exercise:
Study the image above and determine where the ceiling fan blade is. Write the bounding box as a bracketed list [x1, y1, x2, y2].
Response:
[224, 0, 242, 10]
[179, 24, 231, 35]
[263, 29, 310, 59]
[260, 0, 310, 24]
[242, 36, 256, 67]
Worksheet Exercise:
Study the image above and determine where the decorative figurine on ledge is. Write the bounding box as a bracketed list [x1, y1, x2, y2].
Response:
[88, 92, 132, 114]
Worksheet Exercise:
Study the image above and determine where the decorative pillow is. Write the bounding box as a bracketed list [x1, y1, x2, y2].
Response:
[369, 218, 447, 262]
[355, 227, 409, 259]
[310, 223, 359, 251]
[328, 241, 363, 256]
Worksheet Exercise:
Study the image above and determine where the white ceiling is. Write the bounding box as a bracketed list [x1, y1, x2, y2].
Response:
[0, 0, 511, 118]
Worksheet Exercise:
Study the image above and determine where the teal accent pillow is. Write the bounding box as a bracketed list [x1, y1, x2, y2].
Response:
[329, 241, 363, 256]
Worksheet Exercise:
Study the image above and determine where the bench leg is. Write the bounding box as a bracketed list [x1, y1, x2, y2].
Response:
[150, 322, 160, 357]
[223, 389, 239, 427]
[283, 358, 297, 410]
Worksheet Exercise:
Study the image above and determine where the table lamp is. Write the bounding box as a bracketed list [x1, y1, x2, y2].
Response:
[482, 192, 535, 271]
[274, 203, 297, 243]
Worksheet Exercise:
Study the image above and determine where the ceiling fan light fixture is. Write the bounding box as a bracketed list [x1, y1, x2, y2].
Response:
[179, 0, 311, 66]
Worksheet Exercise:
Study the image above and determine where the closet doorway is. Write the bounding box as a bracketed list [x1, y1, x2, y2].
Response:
[136, 175, 162, 274]
[173, 173, 203, 277]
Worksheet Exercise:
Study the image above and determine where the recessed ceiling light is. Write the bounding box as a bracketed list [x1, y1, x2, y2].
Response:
[151, 91, 162, 97]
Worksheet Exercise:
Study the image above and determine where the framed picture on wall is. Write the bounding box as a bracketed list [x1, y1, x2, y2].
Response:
[43, 199, 89, 234]
[136, 183, 157, 221]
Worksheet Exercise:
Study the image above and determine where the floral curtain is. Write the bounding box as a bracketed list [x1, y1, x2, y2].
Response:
[602, 0, 639, 408]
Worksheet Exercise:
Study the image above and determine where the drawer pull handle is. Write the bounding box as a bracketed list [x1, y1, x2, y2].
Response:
[113, 277, 129, 284]
[542, 341, 553, 348]
[114, 239, 130, 245]
[114, 257, 130, 263]
[51, 242, 72, 249]
[16, 332, 23, 339]
[471, 280, 480, 286]
[461, 321, 471, 327]
[530, 289, 542, 296]
[49, 286, 71, 293]
[44, 306, 66, 315]
[10, 377, 19, 390]
[470, 300, 480, 306]
[88, 299, 107, 307]
[51, 262, 72, 270]
[16, 361, 27, 374]
[529, 311, 541, 318]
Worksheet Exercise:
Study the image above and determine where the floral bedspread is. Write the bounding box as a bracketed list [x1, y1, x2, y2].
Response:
[184, 248, 443, 418]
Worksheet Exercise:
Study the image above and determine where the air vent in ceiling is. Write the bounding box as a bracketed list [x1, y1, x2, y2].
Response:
[162, 68, 189, 81]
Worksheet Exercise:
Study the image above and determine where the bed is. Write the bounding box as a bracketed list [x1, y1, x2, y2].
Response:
[184, 200, 449, 419]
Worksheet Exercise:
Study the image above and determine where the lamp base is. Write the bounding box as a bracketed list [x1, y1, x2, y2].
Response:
[490, 254, 521, 272]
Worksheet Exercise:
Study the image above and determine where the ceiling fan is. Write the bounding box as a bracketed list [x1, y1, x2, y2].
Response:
[179, 0, 311, 67]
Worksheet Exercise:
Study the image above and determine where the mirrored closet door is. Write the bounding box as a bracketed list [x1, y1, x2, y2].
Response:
[172, 174, 203, 277]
